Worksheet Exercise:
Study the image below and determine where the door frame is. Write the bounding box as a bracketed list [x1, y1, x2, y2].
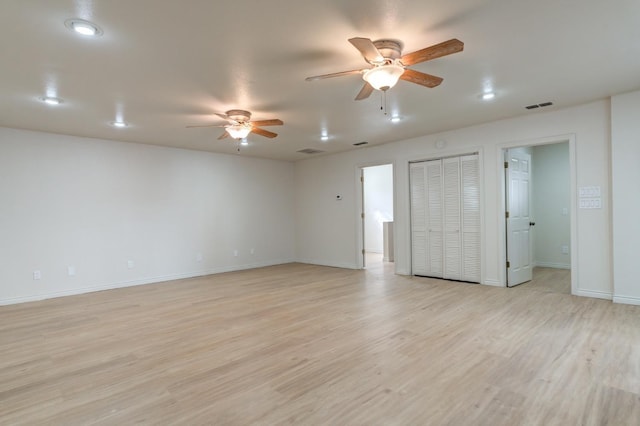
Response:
[497, 134, 578, 294]
[355, 161, 395, 270]
[406, 148, 485, 279]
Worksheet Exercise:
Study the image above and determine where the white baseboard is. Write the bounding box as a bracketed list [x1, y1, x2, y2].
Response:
[613, 294, 640, 306]
[0, 259, 294, 306]
[295, 259, 359, 270]
[576, 289, 613, 300]
[482, 279, 503, 287]
[534, 262, 571, 269]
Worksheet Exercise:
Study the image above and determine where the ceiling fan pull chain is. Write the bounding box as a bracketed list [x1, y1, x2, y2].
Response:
[384, 90, 388, 115]
[379, 90, 388, 115]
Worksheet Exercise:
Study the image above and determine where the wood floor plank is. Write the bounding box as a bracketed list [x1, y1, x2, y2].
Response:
[0, 261, 638, 424]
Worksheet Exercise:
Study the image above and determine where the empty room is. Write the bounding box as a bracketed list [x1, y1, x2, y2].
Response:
[1, 1, 639, 424]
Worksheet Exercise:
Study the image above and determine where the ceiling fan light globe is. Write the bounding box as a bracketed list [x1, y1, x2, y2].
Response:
[226, 124, 251, 139]
[363, 64, 405, 91]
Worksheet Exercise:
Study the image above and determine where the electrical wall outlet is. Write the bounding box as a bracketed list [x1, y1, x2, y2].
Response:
[196, 253, 203, 262]
[33, 270, 41, 280]
[561, 245, 569, 255]
[127, 260, 135, 269]
[250, 248, 255, 255]
[67, 266, 76, 276]
[233, 250, 238, 257]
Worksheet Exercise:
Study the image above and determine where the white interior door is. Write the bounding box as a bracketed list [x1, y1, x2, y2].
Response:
[443, 158, 461, 280]
[410, 163, 428, 275]
[411, 156, 479, 282]
[360, 168, 365, 268]
[506, 149, 533, 286]
[426, 160, 443, 277]
[461, 155, 480, 282]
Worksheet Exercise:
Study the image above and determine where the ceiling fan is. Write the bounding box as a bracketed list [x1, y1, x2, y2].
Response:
[306, 37, 464, 100]
[187, 109, 283, 140]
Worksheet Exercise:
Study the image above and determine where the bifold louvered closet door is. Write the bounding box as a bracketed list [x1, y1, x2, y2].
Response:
[410, 154, 480, 283]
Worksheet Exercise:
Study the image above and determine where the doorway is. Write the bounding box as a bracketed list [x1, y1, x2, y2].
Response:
[360, 164, 394, 269]
[503, 141, 573, 291]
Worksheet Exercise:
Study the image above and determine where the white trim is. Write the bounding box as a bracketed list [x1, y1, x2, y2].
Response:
[355, 161, 396, 272]
[613, 295, 640, 306]
[355, 166, 365, 270]
[0, 259, 294, 306]
[483, 279, 503, 287]
[497, 134, 578, 296]
[576, 289, 612, 300]
[403, 147, 485, 281]
[534, 262, 571, 269]
[296, 259, 359, 270]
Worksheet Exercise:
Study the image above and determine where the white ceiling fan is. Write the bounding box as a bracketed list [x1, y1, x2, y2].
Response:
[187, 110, 284, 140]
[306, 37, 464, 100]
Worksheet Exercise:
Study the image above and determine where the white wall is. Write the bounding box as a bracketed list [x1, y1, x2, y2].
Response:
[532, 143, 571, 268]
[295, 100, 612, 299]
[611, 90, 640, 305]
[0, 127, 295, 304]
[363, 164, 393, 253]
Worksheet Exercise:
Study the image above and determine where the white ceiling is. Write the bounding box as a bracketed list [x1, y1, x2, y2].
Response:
[1, 0, 639, 161]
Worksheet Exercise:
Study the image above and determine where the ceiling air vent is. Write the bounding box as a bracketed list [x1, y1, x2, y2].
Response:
[353, 141, 368, 146]
[525, 101, 553, 110]
[297, 148, 324, 154]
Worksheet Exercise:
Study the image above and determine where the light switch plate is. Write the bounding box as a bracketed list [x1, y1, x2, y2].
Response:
[579, 198, 601, 209]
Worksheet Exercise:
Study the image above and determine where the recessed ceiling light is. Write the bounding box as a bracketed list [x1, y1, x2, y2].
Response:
[39, 96, 63, 105]
[482, 92, 496, 100]
[110, 121, 128, 128]
[65, 18, 103, 37]
[390, 116, 401, 123]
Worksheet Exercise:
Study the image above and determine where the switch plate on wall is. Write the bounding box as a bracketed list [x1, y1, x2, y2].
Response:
[579, 186, 601, 197]
[579, 198, 601, 209]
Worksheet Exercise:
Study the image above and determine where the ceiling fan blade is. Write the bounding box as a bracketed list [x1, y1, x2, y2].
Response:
[186, 124, 226, 128]
[251, 127, 278, 139]
[214, 112, 232, 121]
[354, 83, 374, 100]
[400, 69, 443, 88]
[306, 69, 363, 81]
[218, 131, 230, 140]
[251, 119, 283, 127]
[349, 37, 383, 63]
[401, 39, 464, 66]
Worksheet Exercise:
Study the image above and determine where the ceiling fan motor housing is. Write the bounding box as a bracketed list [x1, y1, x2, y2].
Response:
[372, 39, 402, 63]
[226, 109, 252, 123]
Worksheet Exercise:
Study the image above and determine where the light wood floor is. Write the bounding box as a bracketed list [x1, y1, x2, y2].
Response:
[1, 262, 639, 425]
[516, 267, 571, 294]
